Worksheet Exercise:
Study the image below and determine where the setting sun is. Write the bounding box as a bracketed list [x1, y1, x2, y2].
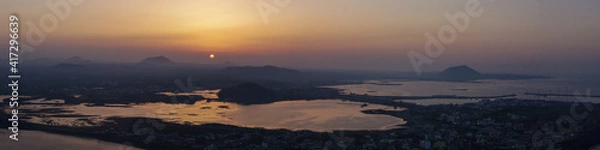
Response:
[210, 54, 215, 59]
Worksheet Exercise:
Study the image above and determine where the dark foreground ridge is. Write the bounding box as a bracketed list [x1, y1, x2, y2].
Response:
[217, 83, 276, 104]
[217, 82, 341, 105]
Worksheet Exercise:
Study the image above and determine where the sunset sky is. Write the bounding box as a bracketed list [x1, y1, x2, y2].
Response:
[1, 0, 599, 75]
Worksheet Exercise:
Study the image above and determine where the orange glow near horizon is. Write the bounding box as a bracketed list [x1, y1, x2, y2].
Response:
[1, 0, 599, 73]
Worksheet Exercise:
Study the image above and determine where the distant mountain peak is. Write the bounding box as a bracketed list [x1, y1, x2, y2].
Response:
[440, 65, 481, 80]
[139, 56, 175, 65]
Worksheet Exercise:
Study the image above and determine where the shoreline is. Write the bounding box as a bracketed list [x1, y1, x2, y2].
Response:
[2, 97, 598, 149]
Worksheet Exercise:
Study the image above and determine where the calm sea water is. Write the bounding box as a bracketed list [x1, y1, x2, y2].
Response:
[16, 99, 405, 132]
[325, 78, 600, 105]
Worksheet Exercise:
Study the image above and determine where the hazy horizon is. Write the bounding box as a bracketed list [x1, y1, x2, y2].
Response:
[2, 0, 599, 76]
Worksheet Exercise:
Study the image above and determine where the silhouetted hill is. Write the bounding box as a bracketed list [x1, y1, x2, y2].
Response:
[217, 83, 275, 104]
[137, 56, 175, 66]
[427, 65, 550, 81]
[439, 65, 482, 80]
[221, 65, 303, 82]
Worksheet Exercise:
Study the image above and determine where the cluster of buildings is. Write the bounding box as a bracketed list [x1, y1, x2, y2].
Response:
[407, 98, 598, 149]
